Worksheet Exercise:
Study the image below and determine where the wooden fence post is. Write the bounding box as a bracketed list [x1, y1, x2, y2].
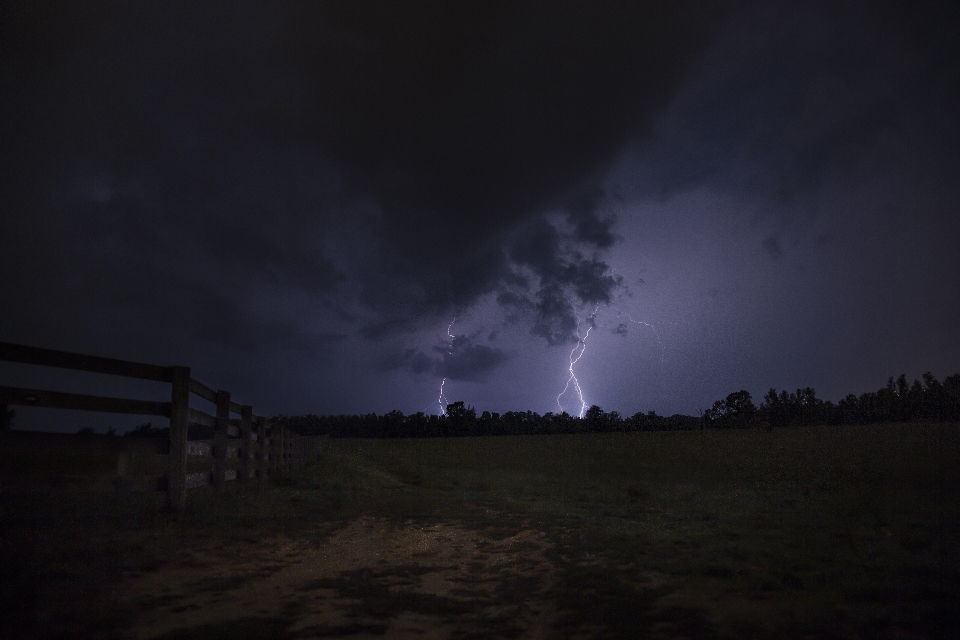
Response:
[266, 420, 274, 477]
[256, 416, 267, 481]
[285, 427, 292, 474]
[213, 390, 230, 493]
[279, 425, 287, 476]
[288, 430, 298, 474]
[167, 366, 190, 512]
[278, 423, 286, 477]
[239, 405, 252, 482]
[268, 420, 279, 477]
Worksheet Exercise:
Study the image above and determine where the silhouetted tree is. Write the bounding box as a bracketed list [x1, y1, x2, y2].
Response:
[444, 401, 477, 436]
[726, 390, 757, 423]
[584, 405, 605, 431]
[794, 387, 822, 425]
[705, 390, 756, 428]
[760, 388, 786, 427]
[380, 409, 405, 438]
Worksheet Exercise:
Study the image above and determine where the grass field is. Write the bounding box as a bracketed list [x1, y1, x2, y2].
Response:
[2, 424, 959, 639]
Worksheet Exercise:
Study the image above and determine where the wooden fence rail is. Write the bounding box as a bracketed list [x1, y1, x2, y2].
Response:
[0, 341, 298, 510]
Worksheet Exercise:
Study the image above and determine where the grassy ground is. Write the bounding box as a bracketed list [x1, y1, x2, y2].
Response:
[2, 424, 958, 639]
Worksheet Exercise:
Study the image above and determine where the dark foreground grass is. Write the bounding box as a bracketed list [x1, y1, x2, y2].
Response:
[2, 423, 958, 639]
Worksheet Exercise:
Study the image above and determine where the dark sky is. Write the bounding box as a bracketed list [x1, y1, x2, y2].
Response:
[3, 1, 959, 431]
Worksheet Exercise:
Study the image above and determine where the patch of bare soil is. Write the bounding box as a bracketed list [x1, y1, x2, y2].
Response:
[123, 518, 562, 639]
[121, 518, 829, 639]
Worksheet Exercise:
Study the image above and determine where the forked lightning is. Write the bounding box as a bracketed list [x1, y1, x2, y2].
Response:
[556, 306, 598, 418]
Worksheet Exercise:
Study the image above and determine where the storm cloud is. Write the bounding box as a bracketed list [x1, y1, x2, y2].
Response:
[382, 334, 512, 384]
[2, 1, 959, 426]
[1, 0, 722, 341]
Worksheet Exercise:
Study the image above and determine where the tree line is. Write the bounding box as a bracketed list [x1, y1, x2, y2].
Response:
[274, 371, 960, 439]
[705, 372, 960, 429]
[275, 403, 702, 439]
[2, 371, 957, 438]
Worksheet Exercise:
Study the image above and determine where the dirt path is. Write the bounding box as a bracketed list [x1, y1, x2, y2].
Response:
[120, 517, 807, 639]
[122, 518, 565, 639]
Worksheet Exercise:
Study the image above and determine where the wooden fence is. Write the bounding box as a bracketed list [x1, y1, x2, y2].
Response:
[0, 341, 298, 511]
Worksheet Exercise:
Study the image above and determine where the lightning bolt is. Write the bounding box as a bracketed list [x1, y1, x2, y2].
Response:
[614, 308, 665, 366]
[437, 318, 457, 416]
[557, 306, 598, 418]
[437, 378, 448, 416]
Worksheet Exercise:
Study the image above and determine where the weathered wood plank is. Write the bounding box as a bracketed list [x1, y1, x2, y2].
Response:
[185, 440, 239, 458]
[187, 378, 249, 417]
[278, 425, 286, 475]
[256, 416, 267, 480]
[182, 470, 239, 488]
[186, 440, 212, 457]
[0, 386, 171, 416]
[184, 472, 210, 489]
[188, 378, 216, 403]
[0, 341, 174, 382]
[188, 408, 215, 427]
[213, 390, 230, 493]
[167, 366, 190, 511]
[239, 405, 253, 482]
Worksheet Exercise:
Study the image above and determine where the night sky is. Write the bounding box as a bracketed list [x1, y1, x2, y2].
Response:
[3, 1, 959, 431]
